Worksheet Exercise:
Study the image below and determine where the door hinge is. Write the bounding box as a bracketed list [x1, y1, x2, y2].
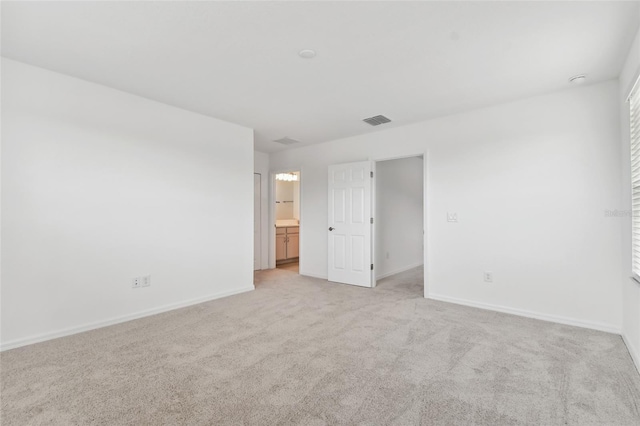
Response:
[370, 171, 374, 178]
[371, 264, 374, 270]
[370, 217, 374, 224]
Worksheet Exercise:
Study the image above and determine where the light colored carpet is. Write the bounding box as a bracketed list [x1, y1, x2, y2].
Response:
[1, 266, 639, 425]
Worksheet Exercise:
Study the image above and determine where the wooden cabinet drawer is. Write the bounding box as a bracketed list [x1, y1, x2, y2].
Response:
[276, 227, 286, 235]
[286, 226, 299, 235]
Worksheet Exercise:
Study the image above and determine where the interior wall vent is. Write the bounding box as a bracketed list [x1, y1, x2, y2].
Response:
[273, 137, 301, 145]
[363, 115, 391, 126]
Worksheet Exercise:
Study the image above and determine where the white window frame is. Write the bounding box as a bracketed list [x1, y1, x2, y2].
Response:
[629, 76, 640, 282]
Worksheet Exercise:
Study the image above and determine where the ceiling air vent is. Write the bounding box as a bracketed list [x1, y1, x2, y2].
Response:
[273, 137, 300, 145]
[363, 115, 391, 126]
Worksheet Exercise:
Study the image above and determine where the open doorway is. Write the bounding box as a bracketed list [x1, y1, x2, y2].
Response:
[374, 156, 424, 295]
[275, 171, 300, 273]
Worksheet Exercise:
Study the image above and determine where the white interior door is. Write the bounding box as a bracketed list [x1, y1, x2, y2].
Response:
[328, 161, 372, 287]
[254, 173, 261, 271]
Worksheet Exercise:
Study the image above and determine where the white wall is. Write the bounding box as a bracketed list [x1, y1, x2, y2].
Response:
[375, 157, 424, 279]
[271, 80, 623, 333]
[254, 151, 270, 270]
[1, 59, 255, 349]
[619, 25, 640, 371]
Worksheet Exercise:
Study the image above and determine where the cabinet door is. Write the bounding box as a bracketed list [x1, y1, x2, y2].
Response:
[276, 234, 287, 261]
[287, 233, 299, 259]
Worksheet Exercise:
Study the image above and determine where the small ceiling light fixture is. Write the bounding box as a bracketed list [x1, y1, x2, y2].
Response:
[273, 137, 300, 145]
[569, 74, 587, 84]
[298, 49, 316, 59]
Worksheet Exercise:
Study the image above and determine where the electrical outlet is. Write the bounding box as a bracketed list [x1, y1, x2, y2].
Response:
[132, 277, 141, 289]
[447, 212, 458, 222]
[484, 272, 493, 283]
[142, 275, 151, 287]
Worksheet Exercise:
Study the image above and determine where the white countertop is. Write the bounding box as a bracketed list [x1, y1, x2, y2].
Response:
[276, 219, 299, 227]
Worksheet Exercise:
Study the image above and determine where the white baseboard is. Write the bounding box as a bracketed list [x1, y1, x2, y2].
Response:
[428, 293, 621, 334]
[300, 270, 328, 280]
[376, 262, 424, 280]
[301, 262, 424, 283]
[622, 333, 640, 374]
[0, 286, 255, 352]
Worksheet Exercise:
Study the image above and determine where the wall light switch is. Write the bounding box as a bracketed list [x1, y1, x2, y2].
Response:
[447, 212, 458, 222]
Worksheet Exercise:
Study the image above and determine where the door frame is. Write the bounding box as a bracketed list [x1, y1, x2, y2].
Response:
[254, 173, 261, 271]
[269, 167, 304, 273]
[371, 152, 429, 298]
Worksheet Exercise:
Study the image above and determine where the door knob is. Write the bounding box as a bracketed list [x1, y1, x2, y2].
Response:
[328, 227, 335, 231]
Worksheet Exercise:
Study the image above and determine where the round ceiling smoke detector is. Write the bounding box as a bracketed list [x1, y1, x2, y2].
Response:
[298, 49, 316, 59]
[569, 74, 587, 84]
